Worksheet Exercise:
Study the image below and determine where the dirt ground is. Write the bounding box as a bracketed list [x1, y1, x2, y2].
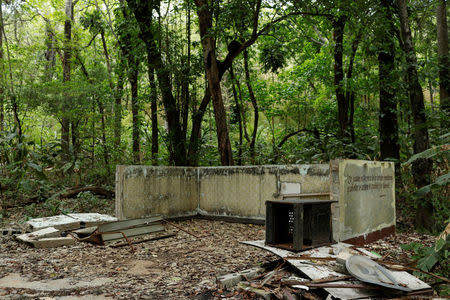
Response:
[0, 218, 440, 299]
[0, 219, 276, 299]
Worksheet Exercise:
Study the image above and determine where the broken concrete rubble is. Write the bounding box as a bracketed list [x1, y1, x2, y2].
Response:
[91, 215, 166, 245]
[15, 213, 117, 248]
[217, 267, 264, 289]
[15, 227, 75, 248]
[16, 214, 167, 248]
[242, 240, 432, 299]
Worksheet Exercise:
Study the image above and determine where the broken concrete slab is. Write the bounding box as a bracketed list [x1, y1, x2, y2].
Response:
[32, 236, 76, 248]
[15, 227, 76, 248]
[26, 213, 117, 232]
[0, 273, 112, 291]
[16, 227, 60, 243]
[69, 213, 118, 227]
[1, 227, 23, 236]
[26, 215, 80, 232]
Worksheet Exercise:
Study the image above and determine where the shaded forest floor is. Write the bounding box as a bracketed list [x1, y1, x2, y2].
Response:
[0, 219, 275, 299]
[0, 216, 445, 299]
[0, 195, 448, 299]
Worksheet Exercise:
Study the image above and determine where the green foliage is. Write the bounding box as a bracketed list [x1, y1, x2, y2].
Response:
[258, 38, 287, 73]
[75, 191, 104, 212]
[0, 0, 447, 241]
[401, 235, 450, 276]
[403, 145, 450, 166]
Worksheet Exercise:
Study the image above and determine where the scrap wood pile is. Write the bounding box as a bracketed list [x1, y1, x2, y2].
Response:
[212, 240, 443, 299]
[8, 213, 176, 248]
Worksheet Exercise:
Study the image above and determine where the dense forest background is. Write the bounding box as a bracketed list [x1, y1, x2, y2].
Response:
[0, 0, 448, 232]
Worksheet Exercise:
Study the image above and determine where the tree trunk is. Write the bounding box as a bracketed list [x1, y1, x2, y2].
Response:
[243, 50, 258, 161]
[187, 89, 210, 166]
[97, 99, 109, 173]
[195, 0, 233, 166]
[436, 0, 450, 128]
[114, 55, 125, 147]
[378, 0, 400, 162]
[397, 0, 433, 230]
[0, 0, 3, 132]
[181, 1, 191, 139]
[126, 0, 187, 166]
[332, 16, 348, 139]
[429, 80, 434, 111]
[129, 67, 140, 164]
[230, 65, 243, 165]
[149, 67, 158, 165]
[61, 0, 73, 161]
[346, 34, 361, 144]
[44, 22, 56, 81]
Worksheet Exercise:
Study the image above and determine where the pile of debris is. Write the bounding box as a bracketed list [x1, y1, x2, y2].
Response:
[214, 240, 436, 299]
[11, 213, 173, 248]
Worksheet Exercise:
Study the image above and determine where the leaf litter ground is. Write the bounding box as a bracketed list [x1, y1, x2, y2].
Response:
[0, 218, 438, 299]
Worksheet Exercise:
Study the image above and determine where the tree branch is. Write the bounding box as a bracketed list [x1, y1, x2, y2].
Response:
[278, 128, 319, 148]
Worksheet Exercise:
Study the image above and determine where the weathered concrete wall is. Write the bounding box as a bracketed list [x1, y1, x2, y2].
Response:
[116, 166, 199, 220]
[116, 164, 330, 220]
[198, 165, 330, 219]
[116, 160, 396, 244]
[330, 160, 396, 243]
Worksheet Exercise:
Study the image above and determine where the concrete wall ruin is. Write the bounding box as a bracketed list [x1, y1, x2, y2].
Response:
[116, 165, 330, 220]
[116, 160, 396, 244]
[330, 160, 396, 243]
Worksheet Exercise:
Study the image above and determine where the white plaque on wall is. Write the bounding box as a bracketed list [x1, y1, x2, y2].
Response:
[280, 182, 301, 196]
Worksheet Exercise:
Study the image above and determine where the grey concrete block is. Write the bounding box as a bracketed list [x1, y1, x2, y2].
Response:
[31, 236, 76, 248]
[26, 213, 116, 232]
[16, 227, 60, 243]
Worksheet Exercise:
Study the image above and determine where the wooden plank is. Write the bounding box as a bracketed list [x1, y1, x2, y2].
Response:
[98, 216, 163, 233]
[100, 224, 165, 241]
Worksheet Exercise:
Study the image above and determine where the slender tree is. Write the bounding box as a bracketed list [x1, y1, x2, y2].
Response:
[397, 0, 433, 229]
[126, 0, 188, 166]
[332, 15, 348, 139]
[0, 0, 3, 132]
[243, 50, 259, 161]
[195, 0, 234, 165]
[61, 0, 73, 161]
[114, 55, 125, 147]
[377, 0, 400, 163]
[118, 1, 142, 163]
[436, 0, 449, 128]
